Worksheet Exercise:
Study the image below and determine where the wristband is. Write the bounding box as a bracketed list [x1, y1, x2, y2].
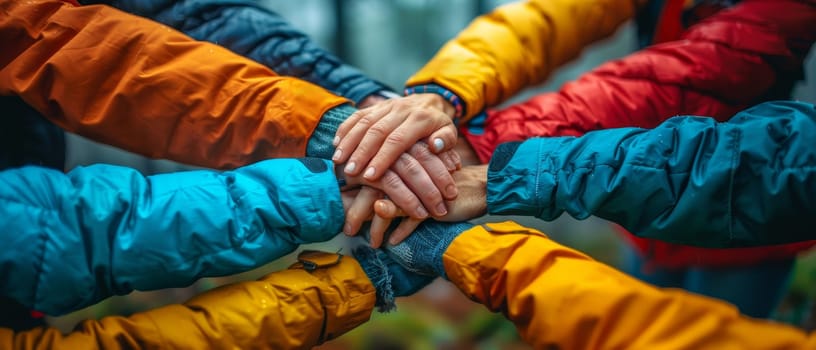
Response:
[404, 84, 465, 122]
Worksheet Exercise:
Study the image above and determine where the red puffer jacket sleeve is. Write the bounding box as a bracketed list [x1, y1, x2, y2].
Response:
[462, 0, 816, 267]
[463, 0, 816, 162]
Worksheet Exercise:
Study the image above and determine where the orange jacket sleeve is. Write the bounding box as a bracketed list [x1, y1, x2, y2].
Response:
[443, 222, 816, 349]
[406, 0, 647, 121]
[0, 0, 349, 169]
[0, 252, 375, 350]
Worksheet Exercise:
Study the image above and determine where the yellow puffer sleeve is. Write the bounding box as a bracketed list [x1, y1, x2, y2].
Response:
[0, 0, 349, 169]
[443, 221, 816, 349]
[406, 0, 646, 121]
[0, 252, 375, 350]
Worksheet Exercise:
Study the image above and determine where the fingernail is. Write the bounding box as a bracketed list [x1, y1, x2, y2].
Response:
[416, 206, 429, 218]
[435, 202, 448, 216]
[344, 162, 356, 174]
[333, 136, 340, 146]
[446, 184, 458, 198]
[343, 223, 352, 236]
[388, 237, 400, 246]
[433, 138, 445, 152]
[363, 167, 375, 179]
[332, 149, 342, 161]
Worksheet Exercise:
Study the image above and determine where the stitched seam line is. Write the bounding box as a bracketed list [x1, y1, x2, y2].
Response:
[32, 210, 50, 312]
[727, 128, 740, 242]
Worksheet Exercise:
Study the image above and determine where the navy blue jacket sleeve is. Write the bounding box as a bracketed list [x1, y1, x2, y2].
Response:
[93, 0, 392, 104]
[486, 101, 816, 248]
[0, 158, 343, 316]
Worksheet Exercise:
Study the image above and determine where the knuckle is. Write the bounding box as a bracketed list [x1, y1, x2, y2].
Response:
[352, 139, 380, 157]
[422, 188, 442, 201]
[409, 142, 433, 160]
[383, 180, 418, 207]
[348, 111, 363, 120]
[396, 155, 424, 178]
[384, 131, 408, 146]
[441, 127, 457, 139]
[366, 124, 389, 139]
[383, 171, 405, 188]
[345, 211, 362, 224]
[435, 169, 454, 183]
[354, 115, 375, 128]
[394, 98, 411, 108]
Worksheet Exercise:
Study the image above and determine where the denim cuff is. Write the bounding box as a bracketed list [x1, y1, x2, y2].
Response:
[306, 104, 356, 159]
[386, 221, 474, 280]
[353, 246, 396, 312]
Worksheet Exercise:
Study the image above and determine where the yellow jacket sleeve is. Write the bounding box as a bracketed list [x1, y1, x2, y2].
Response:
[0, 0, 349, 169]
[0, 252, 375, 350]
[443, 222, 816, 349]
[406, 0, 646, 121]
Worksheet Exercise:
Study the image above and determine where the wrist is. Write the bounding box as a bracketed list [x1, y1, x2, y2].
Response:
[472, 165, 489, 216]
[353, 245, 397, 312]
[404, 84, 464, 121]
[359, 90, 401, 109]
[421, 93, 457, 118]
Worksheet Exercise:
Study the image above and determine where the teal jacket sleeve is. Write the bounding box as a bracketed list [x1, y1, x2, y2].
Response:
[0, 158, 343, 316]
[486, 101, 816, 248]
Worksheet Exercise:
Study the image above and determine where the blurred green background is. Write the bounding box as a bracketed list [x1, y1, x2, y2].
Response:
[53, 1, 816, 349]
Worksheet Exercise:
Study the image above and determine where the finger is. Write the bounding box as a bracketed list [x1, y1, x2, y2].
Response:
[376, 169, 429, 219]
[438, 150, 458, 172]
[426, 124, 458, 154]
[392, 152, 447, 217]
[335, 102, 401, 175]
[408, 143, 458, 200]
[387, 217, 424, 246]
[373, 199, 406, 219]
[369, 214, 393, 248]
[343, 186, 381, 236]
[450, 149, 463, 170]
[343, 110, 404, 177]
[361, 112, 440, 180]
[333, 113, 365, 164]
[334, 109, 365, 147]
[340, 188, 360, 213]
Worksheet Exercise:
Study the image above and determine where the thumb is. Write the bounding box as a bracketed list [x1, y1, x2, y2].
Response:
[374, 199, 407, 219]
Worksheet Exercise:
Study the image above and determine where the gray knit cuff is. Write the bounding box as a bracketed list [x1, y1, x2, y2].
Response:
[306, 104, 356, 159]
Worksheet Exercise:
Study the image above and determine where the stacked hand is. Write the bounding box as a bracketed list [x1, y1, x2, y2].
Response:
[337, 143, 461, 238]
[336, 94, 465, 246]
[333, 93, 459, 181]
[370, 165, 488, 246]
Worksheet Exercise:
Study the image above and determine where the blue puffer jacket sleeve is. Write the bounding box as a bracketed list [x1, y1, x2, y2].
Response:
[91, 0, 392, 105]
[0, 158, 343, 316]
[486, 101, 816, 248]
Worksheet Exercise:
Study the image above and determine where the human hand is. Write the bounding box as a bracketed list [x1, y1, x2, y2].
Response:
[358, 94, 387, 109]
[368, 165, 488, 247]
[340, 145, 462, 238]
[454, 136, 482, 166]
[332, 94, 458, 182]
